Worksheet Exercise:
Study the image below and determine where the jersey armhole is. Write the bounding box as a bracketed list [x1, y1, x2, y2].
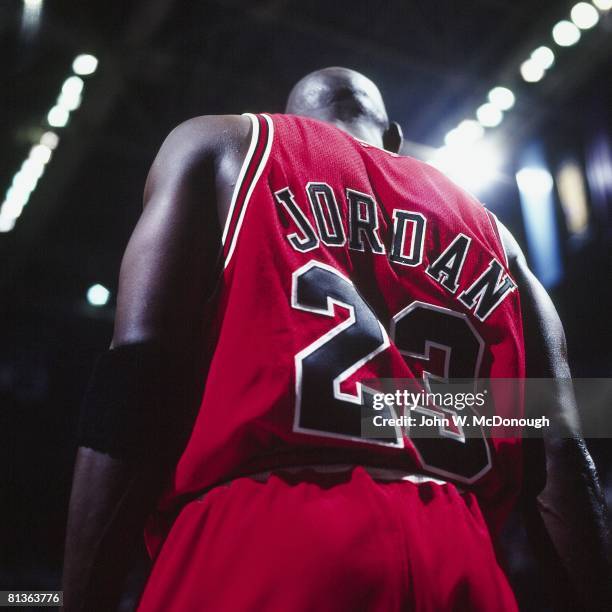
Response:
[222, 112, 274, 269]
[484, 209, 509, 269]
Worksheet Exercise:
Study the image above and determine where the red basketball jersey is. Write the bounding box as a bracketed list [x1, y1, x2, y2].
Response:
[153, 113, 525, 538]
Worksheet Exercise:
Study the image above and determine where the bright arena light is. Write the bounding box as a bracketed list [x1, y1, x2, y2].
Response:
[516, 167, 554, 197]
[530, 46, 555, 70]
[58, 77, 83, 112]
[47, 105, 69, 128]
[552, 20, 581, 46]
[58, 89, 82, 112]
[476, 103, 503, 128]
[429, 140, 502, 195]
[12, 165, 40, 193]
[86, 284, 110, 306]
[20, 160, 45, 184]
[0, 214, 17, 233]
[520, 59, 545, 83]
[72, 54, 98, 76]
[6, 183, 33, 207]
[1, 197, 26, 220]
[444, 120, 484, 147]
[0, 59, 98, 237]
[487, 87, 515, 111]
[21, 0, 43, 34]
[29, 144, 52, 164]
[593, 0, 612, 10]
[40, 131, 59, 150]
[62, 75, 84, 96]
[0, 215, 17, 231]
[571, 2, 600, 28]
[1, 179, 32, 225]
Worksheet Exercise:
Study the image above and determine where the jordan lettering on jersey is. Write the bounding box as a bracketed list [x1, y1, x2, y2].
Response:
[275, 183, 516, 321]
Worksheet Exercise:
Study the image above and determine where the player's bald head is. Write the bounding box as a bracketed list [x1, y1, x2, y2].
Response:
[285, 67, 402, 152]
[286, 67, 390, 136]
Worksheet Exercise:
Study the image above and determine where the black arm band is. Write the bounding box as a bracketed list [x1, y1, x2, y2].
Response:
[78, 342, 165, 460]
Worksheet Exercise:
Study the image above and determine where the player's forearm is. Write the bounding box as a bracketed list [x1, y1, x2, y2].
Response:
[537, 436, 611, 608]
[62, 447, 154, 612]
[62, 339, 200, 609]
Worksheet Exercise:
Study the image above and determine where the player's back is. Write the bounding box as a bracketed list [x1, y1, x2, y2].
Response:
[164, 113, 525, 529]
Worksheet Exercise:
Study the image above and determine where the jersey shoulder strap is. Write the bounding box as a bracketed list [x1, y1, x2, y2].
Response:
[222, 113, 274, 268]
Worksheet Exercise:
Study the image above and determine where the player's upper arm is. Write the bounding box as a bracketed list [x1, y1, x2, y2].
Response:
[111, 114, 250, 349]
[500, 223, 611, 603]
[499, 223, 567, 378]
[498, 220, 579, 435]
[499, 220, 581, 504]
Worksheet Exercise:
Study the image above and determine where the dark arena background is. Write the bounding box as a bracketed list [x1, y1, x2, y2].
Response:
[2, 1, 612, 610]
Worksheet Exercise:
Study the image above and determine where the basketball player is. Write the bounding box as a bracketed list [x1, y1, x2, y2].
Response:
[62, 68, 610, 611]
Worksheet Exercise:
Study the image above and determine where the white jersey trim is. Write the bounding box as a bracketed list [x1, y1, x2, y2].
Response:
[223, 112, 274, 268]
[486, 209, 509, 269]
[221, 113, 259, 245]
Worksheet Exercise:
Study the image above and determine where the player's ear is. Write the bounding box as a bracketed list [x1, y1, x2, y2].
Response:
[383, 121, 403, 154]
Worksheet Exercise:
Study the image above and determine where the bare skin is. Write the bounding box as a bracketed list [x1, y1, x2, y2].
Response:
[498, 222, 610, 609]
[62, 115, 252, 612]
[62, 68, 609, 611]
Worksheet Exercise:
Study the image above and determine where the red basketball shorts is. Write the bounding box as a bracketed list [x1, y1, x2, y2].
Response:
[137, 466, 518, 611]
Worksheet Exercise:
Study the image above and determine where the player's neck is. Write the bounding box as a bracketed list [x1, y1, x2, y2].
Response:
[327, 118, 384, 149]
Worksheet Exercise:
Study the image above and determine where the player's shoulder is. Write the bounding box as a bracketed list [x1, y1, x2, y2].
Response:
[492, 216, 524, 267]
[144, 115, 253, 202]
[148, 115, 252, 183]
[161, 114, 252, 159]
